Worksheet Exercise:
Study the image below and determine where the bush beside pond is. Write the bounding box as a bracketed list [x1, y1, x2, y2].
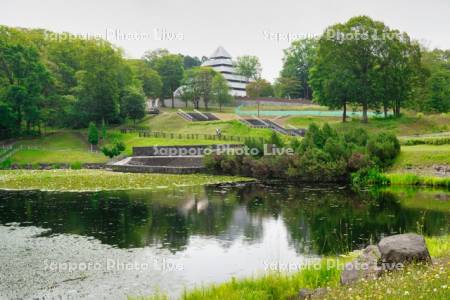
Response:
[205, 124, 401, 183]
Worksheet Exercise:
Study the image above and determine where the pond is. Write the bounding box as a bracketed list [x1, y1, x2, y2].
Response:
[0, 183, 448, 299]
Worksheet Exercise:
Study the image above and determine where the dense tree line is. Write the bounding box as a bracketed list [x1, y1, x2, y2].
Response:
[278, 16, 450, 118]
[0, 26, 205, 139]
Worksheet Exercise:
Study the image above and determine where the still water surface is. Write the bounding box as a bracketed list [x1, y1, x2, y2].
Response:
[0, 183, 448, 299]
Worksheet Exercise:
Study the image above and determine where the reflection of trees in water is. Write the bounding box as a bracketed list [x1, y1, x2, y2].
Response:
[0, 185, 448, 254]
[280, 188, 449, 255]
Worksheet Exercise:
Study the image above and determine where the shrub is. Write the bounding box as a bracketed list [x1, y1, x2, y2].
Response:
[70, 162, 82, 170]
[244, 137, 265, 157]
[205, 123, 400, 184]
[102, 141, 126, 158]
[347, 152, 371, 172]
[0, 159, 12, 169]
[351, 168, 389, 187]
[267, 132, 284, 147]
[367, 132, 400, 167]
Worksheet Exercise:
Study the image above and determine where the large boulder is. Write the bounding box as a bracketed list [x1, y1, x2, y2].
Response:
[340, 245, 382, 285]
[378, 233, 431, 265]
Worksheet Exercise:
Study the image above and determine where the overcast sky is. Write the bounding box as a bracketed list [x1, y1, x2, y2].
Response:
[2, 0, 450, 80]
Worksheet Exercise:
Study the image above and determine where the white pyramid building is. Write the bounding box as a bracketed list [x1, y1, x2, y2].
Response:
[201, 46, 250, 97]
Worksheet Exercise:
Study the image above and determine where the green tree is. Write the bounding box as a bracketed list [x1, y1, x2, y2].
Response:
[153, 54, 184, 108]
[211, 74, 232, 111]
[142, 48, 170, 68]
[426, 70, 450, 112]
[235, 55, 262, 81]
[280, 38, 317, 99]
[273, 77, 302, 99]
[0, 27, 51, 134]
[246, 79, 274, 98]
[88, 122, 99, 151]
[310, 16, 419, 122]
[122, 86, 146, 125]
[195, 67, 218, 110]
[182, 55, 202, 70]
[179, 68, 201, 108]
[128, 59, 162, 99]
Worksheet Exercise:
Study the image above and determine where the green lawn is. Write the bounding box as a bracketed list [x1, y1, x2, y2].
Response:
[391, 144, 450, 170]
[136, 113, 275, 139]
[0, 169, 253, 191]
[9, 132, 107, 164]
[283, 116, 342, 128]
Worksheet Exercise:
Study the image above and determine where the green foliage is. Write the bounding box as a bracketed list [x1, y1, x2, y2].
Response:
[121, 86, 146, 124]
[351, 168, 389, 188]
[211, 73, 232, 111]
[70, 161, 82, 170]
[234, 55, 262, 80]
[87, 122, 99, 146]
[0, 158, 12, 169]
[101, 141, 126, 158]
[128, 59, 163, 99]
[310, 16, 421, 122]
[206, 124, 400, 183]
[402, 137, 450, 146]
[279, 38, 317, 99]
[385, 173, 450, 189]
[180, 67, 218, 109]
[245, 79, 274, 98]
[153, 53, 184, 107]
[413, 49, 450, 113]
[367, 132, 401, 167]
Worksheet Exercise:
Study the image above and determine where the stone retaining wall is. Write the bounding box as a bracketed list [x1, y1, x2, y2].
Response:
[132, 144, 242, 157]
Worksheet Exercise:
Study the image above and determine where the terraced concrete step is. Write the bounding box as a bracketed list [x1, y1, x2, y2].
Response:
[112, 155, 205, 174]
[112, 164, 205, 174]
[127, 156, 204, 168]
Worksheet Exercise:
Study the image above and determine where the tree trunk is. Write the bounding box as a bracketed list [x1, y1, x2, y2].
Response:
[220, 103, 222, 112]
[384, 103, 388, 118]
[342, 101, 347, 122]
[171, 92, 175, 109]
[362, 100, 368, 123]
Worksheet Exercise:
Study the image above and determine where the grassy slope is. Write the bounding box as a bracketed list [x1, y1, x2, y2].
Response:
[136, 113, 275, 138]
[9, 132, 107, 164]
[0, 170, 253, 191]
[8, 113, 275, 163]
[391, 144, 450, 169]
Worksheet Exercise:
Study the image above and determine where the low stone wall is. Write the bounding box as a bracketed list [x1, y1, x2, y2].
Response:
[132, 144, 242, 157]
[111, 164, 205, 174]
